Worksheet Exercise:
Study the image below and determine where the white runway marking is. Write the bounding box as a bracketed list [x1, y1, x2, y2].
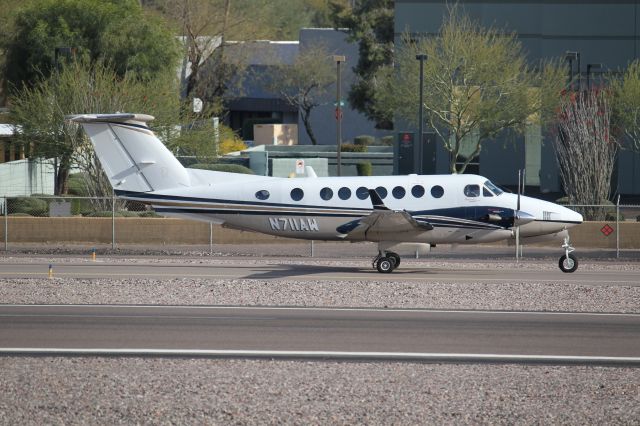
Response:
[2, 304, 639, 317]
[1, 348, 639, 364]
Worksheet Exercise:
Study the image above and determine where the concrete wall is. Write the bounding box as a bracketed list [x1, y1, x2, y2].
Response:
[0, 218, 297, 245]
[1, 217, 638, 248]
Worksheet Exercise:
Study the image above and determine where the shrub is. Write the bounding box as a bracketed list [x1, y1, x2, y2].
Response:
[67, 173, 88, 196]
[7, 197, 48, 216]
[356, 161, 373, 176]
[138, 210, 162, 218]
[605, 211, 625, 222]
[84, 211, 138, 217]
[190, 163, 254, 174]
[340, 143, 368, 153]
[353, 135, 375, 146]
[219, 138, 247, 154]
[380, 135, 394, 146]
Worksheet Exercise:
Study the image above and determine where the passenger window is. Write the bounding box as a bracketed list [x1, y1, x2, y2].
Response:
[320, 187, 333, 201]
[392, 186, 406, 199]
[290, 188, 304, 201]
[464, 184, 480, 198]
[483, 186, 494, 197]
[338, 187, 351, 200]
[411, 185, 425, 198]
[375, 186, 388, 199]
[356, 186, 369, 200]
[431, 185, 444, 198]
[255, 190, 270, 200]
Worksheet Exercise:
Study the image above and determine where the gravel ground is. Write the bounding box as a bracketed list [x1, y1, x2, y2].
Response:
[2, 276, 640, 313]
[1, 358, 639, 425]
[2, 251, 639, 424]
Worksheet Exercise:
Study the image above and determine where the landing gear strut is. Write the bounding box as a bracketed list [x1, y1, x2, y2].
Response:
[372, 251, 401, 273]
[559, 236, 578, 273]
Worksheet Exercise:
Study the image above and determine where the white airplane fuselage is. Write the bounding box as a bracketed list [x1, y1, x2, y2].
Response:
[115, 171, 582, 245]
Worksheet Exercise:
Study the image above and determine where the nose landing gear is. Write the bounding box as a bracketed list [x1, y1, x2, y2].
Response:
[559, 236, 578, 273]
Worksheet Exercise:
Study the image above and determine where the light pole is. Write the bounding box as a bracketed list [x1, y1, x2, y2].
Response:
[587, 63, 603, 89]
[565, 51, 578, 90]
[333, 55, 346, 176]
[416, 54, 427, 174]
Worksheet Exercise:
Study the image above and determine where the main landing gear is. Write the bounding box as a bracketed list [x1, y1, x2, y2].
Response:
[559, 236, 578, 273]
[372, 251, 401, 273]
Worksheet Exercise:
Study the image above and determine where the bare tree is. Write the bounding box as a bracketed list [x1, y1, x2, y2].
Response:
[263, 43, 334, 145]
[554, 89, 618, 220]
[611, 60, 640, 152]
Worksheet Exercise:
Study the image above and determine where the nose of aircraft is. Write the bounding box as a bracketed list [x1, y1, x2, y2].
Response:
[562, 206, 583, 226]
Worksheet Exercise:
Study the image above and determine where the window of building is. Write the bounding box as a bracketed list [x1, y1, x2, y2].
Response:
[320, 187, 333, 201]
[255, 190, 270, 200]
[356, 186, 369, 200]
[392, 186, 406, 199]
[431, 185, 444, 198]
[338, 187, 351, 200]
[411, 185, 425, 198]
[290, 188, 304, 201]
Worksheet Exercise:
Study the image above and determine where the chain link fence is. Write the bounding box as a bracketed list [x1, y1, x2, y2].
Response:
[1, 195, 639, 256]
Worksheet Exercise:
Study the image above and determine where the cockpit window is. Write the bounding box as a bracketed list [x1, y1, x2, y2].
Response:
[483, 186, 494, 197]
[484, 180, 503, 195]
[464, 184, 480, 198]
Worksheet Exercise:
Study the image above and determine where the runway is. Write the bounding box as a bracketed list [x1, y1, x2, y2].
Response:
[0, 258, 638, 285]
[1, 305, 639, 364]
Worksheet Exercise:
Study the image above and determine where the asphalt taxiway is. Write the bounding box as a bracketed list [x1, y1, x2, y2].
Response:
[0, 258, 638, 285]
[1, 305, 639, 364]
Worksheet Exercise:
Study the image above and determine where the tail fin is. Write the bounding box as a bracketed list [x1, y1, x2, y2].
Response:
[67, 113, 190, 192]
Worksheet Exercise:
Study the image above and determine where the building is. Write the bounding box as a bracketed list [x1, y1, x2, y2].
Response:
[222, 29, 390, 147]
[394, 0, 640, 196]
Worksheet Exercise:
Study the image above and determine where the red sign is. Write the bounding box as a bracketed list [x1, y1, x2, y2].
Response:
[334, 108, 343, 120]
[600, 224, 614, 236]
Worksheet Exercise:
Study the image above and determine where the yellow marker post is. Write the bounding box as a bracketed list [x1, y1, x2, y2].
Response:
[91, 248, 96, 261]
[48, 264, 53, 279]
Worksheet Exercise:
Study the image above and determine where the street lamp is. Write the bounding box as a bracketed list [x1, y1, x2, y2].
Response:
[587, 63, 603, 89]
[565, 51, 580, 91]
[416, 53, 427, 174]
[333, 55, 346, 176]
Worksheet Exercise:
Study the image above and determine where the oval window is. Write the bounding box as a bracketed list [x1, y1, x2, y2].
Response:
[255, 190, 270, 200]
[411, 185, 425, 198]
[290, 188, 304, 201]
[338, 187, 351, 200]
[464, 184, 480, 198]
[320, 187, 333, 201]
[392, 186, 406, 199]
[356, 186, 369, 200]
[375, 186, 388, 199]
[431, 185, 444, 198]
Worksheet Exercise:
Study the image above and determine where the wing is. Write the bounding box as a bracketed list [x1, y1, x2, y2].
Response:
[336, 189, 433, 239]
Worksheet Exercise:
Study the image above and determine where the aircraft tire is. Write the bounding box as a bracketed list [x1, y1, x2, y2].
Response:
[376, 257, 394, 273]
[559, 253, 578, 273]
[387, 252, 401, 268]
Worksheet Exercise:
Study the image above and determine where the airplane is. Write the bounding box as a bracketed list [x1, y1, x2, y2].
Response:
[66, 113, 584, 273]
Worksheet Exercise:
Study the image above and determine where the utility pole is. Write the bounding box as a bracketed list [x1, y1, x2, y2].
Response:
[334, 55, 345, 176]
[416, 54, 427, 174]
